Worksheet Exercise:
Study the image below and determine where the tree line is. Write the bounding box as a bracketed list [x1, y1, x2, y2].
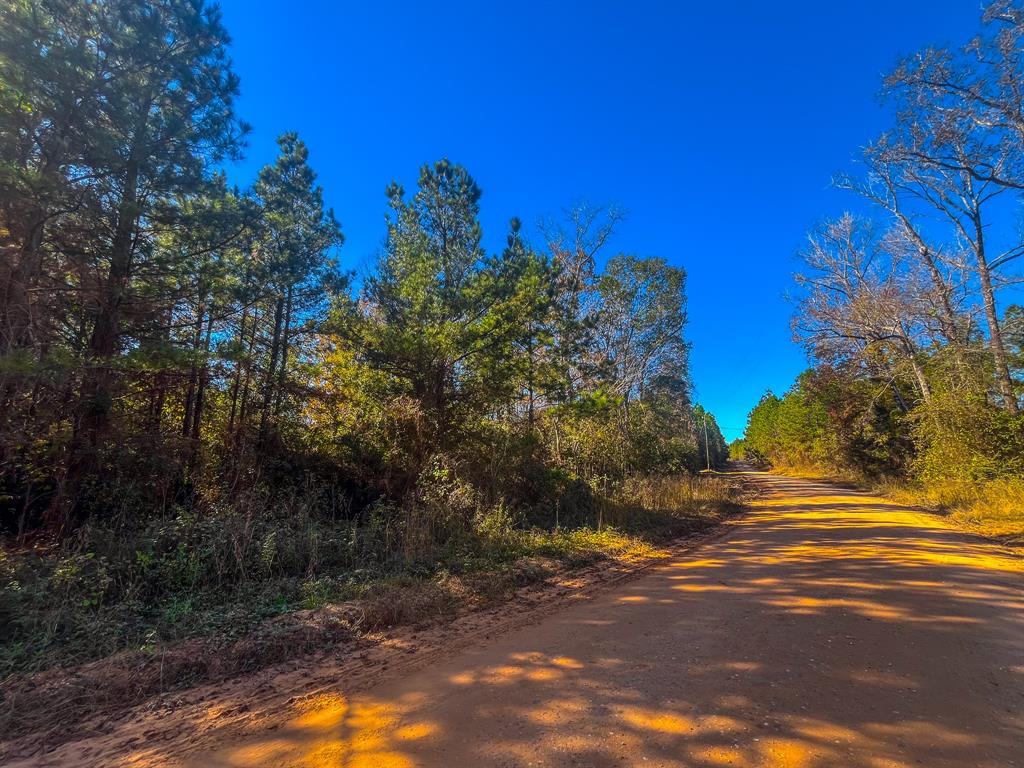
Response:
[738, 1, 1024, 500]
[0, 0, 727, 540]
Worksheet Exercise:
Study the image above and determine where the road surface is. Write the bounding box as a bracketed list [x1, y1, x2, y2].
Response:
[22, 469, 1024, 767]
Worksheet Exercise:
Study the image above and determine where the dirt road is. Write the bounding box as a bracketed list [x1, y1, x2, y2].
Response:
[16, 470, 1024, 767]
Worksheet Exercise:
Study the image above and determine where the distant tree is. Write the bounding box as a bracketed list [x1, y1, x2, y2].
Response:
[728, 438, 746, 461]
[744, 392, 781, 466]
[691, 404, 727, 469]
[594, 255, 689, 404]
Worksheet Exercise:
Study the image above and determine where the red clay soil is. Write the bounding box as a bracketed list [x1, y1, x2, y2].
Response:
[6, 468, 1024, 767]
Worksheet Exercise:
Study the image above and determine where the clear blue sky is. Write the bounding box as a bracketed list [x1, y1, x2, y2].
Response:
[217, 0, 978, 442]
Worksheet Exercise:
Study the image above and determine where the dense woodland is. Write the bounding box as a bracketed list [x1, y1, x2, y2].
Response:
[736, 2, 1024, 540]
[0, 0, 729, 676]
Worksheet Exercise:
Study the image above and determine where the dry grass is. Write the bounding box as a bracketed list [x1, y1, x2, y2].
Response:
[882, 477, 1024, 553]
[763, 463, 1024, 554]
[0, 473, 745, 742]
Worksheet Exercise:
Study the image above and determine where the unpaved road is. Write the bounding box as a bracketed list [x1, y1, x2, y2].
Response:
[13, 470, 1024, 767]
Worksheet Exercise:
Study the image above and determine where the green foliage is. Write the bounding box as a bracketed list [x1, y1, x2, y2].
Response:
[0, 2, 736, 687]
[744, 364, 1024, 489]
[912, 390, 1024, 485]
[335, 161, 545, 460]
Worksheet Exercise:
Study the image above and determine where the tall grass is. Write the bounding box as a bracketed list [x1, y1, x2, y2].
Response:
[881, 476, 1024, 551]
[0, 474, 741, 679]
[758, 461, 1024, 553]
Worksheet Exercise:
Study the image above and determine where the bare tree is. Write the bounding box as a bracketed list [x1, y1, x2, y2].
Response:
[541, 202, 626, 301]
[883, 1, 1024, 190]
[871, 131, 1019, 412]
[879, 2, 1024, 412]
[793, 215, 935, 406]
[593, 255, 689, 404]
[539, 203, 626, 396]
[834, 154, 968, 348]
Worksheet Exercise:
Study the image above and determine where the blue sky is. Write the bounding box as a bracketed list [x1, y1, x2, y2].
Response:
[217, 0, 979, 441]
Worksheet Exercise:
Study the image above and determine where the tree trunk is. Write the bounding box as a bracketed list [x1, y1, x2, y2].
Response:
[1, 220, 45, 354]
[908, 355, 932, 405]
[259, 294, 285, 441]
[228, 304, 250, 433]
[182, 298, 206, 437]
[0, 216, 47, 410]
[192, 313, 214, 443]
[893, 212, 961, 346]
[59, 140, 145, 525]
[526, 324, 535, 427]
[237, 308, 260, 430]
[272, 285, 293, 417]
[433, 361, 448, 450]
[898, 325, 932, 405]
[76, 154, 140, 437]
[889, 381, 910, 413]
[974, 217, 1019, 414]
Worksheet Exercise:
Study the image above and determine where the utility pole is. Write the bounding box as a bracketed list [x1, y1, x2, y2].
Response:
[703, 412, 711, 472]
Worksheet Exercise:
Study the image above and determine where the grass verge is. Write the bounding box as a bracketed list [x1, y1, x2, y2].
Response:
[878, 477, 1024, 553]
[0, 473, 745, 742]
[764, 461, 1024, 554]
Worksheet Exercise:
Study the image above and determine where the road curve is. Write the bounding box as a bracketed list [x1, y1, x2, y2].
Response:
[29, 470, 1024, 767]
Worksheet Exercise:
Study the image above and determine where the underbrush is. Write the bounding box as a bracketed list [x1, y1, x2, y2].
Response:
[0, 474, 741, 687]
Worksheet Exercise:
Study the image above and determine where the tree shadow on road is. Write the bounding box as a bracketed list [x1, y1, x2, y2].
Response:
[99, 474, 1024, 768]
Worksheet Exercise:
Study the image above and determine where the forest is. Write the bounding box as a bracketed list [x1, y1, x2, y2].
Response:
[0, 0, 731, 700]
[734, 3, 1024, 547]
[4, 3, 1024, 764]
